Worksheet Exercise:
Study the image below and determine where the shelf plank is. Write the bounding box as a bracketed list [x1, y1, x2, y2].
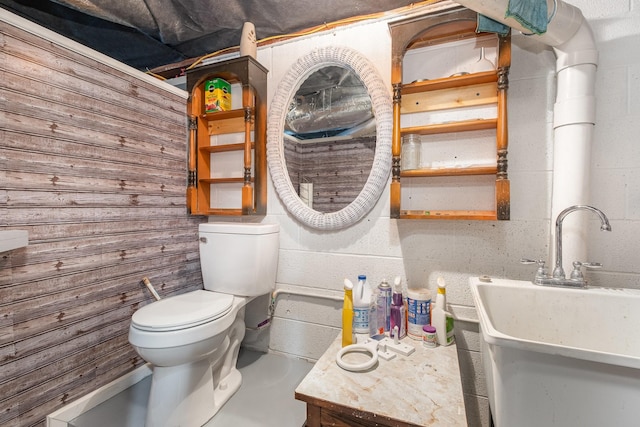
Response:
[199, 177, 247, 184]
[206, 115, 251, 135]
[201, 109, 244, 121]
[401, 118, 497, 136]
[400, 210, 498, 220]
[400, 165, 497, 178]
[401, 82, 497, 114]
[199, 142, 255, 153]
[402, 70, 497, 94]
[201, 208, 244, 216]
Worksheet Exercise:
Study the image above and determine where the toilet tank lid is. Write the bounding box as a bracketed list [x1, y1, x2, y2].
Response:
[131, 290, 234, 331]
[199, 222, 279, 235]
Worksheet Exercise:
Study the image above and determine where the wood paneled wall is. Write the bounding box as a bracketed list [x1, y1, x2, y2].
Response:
[284, 136, 376, 212]
[0, 18, 205, 426]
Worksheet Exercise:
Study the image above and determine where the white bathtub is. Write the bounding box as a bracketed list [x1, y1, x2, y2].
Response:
[470, 276, 640, 427]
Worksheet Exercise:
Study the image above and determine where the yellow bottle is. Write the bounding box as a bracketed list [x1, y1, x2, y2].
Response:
[342, 279, 355, 347]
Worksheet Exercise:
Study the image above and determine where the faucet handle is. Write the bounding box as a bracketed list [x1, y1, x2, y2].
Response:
[583, 262, 603, 269]
[570, 261, 584, 280]
[569, 261, 603, 280]
[520, 258, 545, 266]
[520, 258, 548, 279]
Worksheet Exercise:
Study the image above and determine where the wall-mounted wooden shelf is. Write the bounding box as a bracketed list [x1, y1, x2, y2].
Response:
[400, 210, 499, 220]
[186, 56, 268, 216]
[401, 118, 498, 136]
[389, 8, 511, 221]
[199, 142, 255, 154]
[400, 165, 497, 178]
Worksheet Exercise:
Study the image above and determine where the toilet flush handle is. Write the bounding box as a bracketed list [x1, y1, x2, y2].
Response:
[200, 237, 207, 243]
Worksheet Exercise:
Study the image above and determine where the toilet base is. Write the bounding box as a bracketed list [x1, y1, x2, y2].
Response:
[142, 312, 247, 427]
[145, 359, 242, 427]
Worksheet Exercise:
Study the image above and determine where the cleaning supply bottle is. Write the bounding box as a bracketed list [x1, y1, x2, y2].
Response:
[369, 288, 384, 336]
[433, 276, 455, 346]
[377, 278, 391, 332]
[389, 276, 406, 339]
[342, 279, 355, 347]
[353, 275, 372, 334]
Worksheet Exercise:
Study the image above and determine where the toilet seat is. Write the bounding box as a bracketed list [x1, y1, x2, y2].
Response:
[132, 290, 233, 332]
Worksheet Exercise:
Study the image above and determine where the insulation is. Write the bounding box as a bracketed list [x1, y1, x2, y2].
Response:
[285, 65, 374, 139]
[0, 0, 414, 70]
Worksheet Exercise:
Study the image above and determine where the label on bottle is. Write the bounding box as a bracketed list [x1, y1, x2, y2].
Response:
[353, 307, 369, 333]
[422, 326, 437, 348]
[407, 296, 431, 340]
[445, 315, 455, 345]
[377, 287, 391, 332]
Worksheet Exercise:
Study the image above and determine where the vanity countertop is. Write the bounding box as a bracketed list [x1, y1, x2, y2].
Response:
[295, 333, 466, 426]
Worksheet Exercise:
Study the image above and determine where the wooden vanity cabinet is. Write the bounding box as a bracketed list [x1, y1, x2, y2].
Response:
[186, 56, 268, 216]
[297, 398, 425, 427]
[389, 8, 511, 220]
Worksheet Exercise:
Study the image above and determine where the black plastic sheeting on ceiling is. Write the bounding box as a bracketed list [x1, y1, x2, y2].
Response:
[0, 0, 415, 72]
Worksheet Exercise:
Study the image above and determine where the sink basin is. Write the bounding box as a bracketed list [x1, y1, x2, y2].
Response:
[470, 276, 640, 427]
[0, 230, 28, 252]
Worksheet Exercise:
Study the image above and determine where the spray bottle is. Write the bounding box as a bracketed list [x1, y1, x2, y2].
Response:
[377, 278, 391, 332]
[390, 276, 406, 339]
[369, 288, 384, 336]
[432, 276, 455, 346]
[342, 279, 355, 347]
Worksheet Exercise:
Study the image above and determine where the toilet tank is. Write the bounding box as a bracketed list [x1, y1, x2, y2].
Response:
[198, 222, 279, 296]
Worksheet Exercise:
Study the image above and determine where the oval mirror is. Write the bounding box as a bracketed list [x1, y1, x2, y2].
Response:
[267, 46, 392, 230]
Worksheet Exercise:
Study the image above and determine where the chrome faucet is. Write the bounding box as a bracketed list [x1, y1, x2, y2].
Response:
[522, 205, 611, 288]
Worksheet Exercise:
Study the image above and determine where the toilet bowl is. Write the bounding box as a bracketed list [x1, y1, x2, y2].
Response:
[129, 290, 249, 427]
[128, 222, 279, 427]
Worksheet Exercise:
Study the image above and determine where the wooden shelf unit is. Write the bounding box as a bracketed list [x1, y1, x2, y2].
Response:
[186, 56, 268, 216]
[389, 8, 511, 221]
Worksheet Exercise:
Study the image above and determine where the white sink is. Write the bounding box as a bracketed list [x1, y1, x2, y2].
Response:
[0, 230, 28, 252]
[470, 276, 640, 427]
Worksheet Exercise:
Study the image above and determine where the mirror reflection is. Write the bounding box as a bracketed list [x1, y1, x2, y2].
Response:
[283, 66, 376, 213]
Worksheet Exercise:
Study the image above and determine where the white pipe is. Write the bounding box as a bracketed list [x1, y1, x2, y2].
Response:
[247, 288, 343, 332]
[550, 19, 598, 272]
[268, 288, 343, 316]
[454, 0, 597, 273]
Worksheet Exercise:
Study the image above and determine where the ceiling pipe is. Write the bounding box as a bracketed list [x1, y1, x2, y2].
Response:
[453, 0, 597, 273]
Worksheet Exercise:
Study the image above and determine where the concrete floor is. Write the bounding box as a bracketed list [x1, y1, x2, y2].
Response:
[69, 349, 315, 427]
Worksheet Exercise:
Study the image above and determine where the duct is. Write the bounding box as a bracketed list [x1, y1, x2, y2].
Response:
[285, 66, 374, 140]
[454, 0, 597, 273]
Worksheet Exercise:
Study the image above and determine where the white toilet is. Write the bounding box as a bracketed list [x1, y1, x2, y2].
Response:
[128, 222, 279, 427]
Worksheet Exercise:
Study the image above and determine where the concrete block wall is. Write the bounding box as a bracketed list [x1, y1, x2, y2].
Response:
[242, 1, 640, 426]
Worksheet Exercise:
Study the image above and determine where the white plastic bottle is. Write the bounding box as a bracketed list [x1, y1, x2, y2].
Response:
[432, 276, 455, 346]
[353, 275, 372, 333]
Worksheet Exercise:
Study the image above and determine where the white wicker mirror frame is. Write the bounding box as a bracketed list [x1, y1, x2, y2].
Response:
[267, 46, 392, 230]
